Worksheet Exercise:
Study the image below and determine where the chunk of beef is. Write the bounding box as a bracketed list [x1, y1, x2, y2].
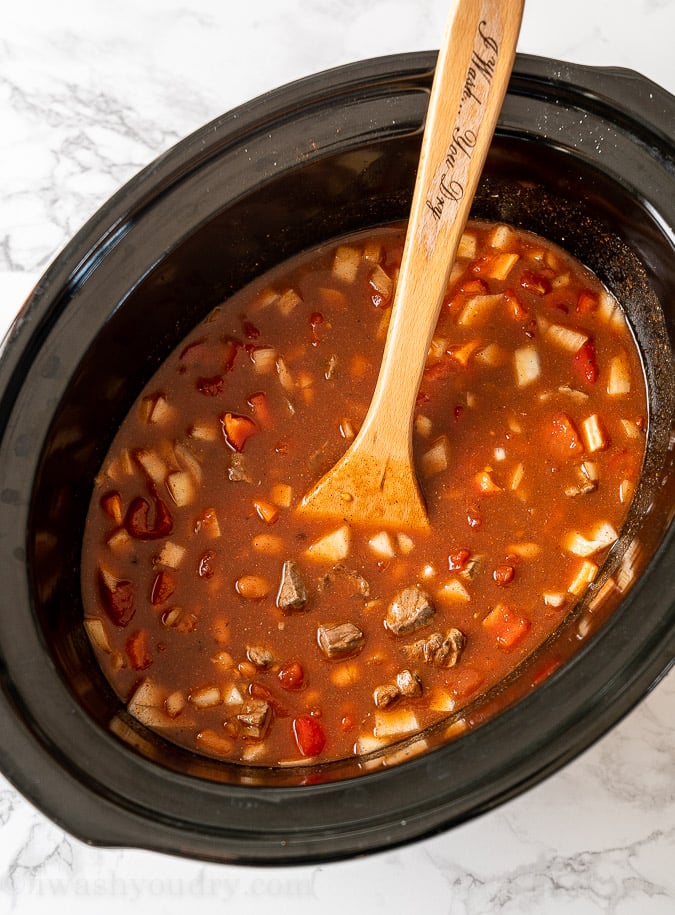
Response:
[385, 587, 434, 635]
[237, 699, 271, 738]
[276, 560, 309, 611]
[373, 683, 400, 708]
[317, 622, 365, 659]
[396, 668, 423, 698]
[246, 645, 274, 669]
[318, 564, 371, 599]
[406, 628, 466, 668]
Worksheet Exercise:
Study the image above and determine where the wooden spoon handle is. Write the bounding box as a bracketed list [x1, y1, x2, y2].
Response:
[357, 0, 524, 462]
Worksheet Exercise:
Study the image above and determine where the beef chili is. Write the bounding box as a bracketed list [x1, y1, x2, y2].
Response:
[81, 220, 647, 767]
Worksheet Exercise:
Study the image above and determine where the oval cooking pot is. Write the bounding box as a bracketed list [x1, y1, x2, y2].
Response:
[0, 52, 673, 864]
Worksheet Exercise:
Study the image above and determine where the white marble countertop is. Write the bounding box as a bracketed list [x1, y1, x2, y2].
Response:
[1, 1, 673, 912]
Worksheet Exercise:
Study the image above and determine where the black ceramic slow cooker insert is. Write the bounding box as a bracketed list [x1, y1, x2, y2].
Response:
[0, 52, 673, 864]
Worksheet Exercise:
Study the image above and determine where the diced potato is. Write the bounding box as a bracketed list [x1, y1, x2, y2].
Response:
[543, 592, 566, 608]
[421, 435, 450, 477]
[339, 417, 356, 441]
[222, 683, 244, 706]
[488, 223, 513, 250]
[277, 288, 302, 316]
[166, 470, 195, 507]
[368, 530, 396, 559]
[362, 239, 383, 263]
[84, 618, 111, 653]
[374, 708, 420, 738]
[607, 351, 631, 395]
[330, 662, 360, 687]
[189, 421, 219, 442]
[212, 650, 234, 669]
[597, 289, 626, 328]
[619, 478, 635, 504]
[158, 541, 186, 569]
[174, 441, 203, 482]
[134, 448, 167, 485]
[305, 525, 350, 562]
[428, 689, 456, 713]
[251, 286, 280, 312]
[482, 252, 519, 280]
[250, 346, 277, 374]
[437, 578, 471, 602]
[568, 559, 599, 596]
[493, 446, 507, 462]
[514, 345, 541, 387]
[332, 245, 361, 283]
[251, 533, 284, 555]
[397, 533, 415, 555]
[369, 265, 394, 300]
[107, 529, 132, 552]
[551, 272, 570, 289]
[165, 690, 186, 718]
[457, 293, 502, 326]
[508, 542, 541, 560]
[275, 357, 294, 392]
[475, 343, 505, 367]
[620, 418, 642, 439]
[142, 393, 173, 425]
[420, 563, 437, 579]
[414, 414, 433, 437]
[457, 232, 477, 259]
[427, 336, 449, 364]
[270, 483, 293, 509]
[581, 413, 609, 452]
[563, 521, 618, 557]
[545, 323, 588, 352]
[128, 679, 172, 728]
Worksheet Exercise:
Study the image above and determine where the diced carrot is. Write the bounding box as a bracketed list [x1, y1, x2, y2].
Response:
[549, 413, 584, 458]
[221, 413, 258, 452]
[247, 391, 273, 428]
[126, 629, 152, 671]
[573, 339, 599, 385]
[253, 498, 279, 525]
[100, 491, 123, 525]
[576, 290, 598, 314]
[150, 570, 175, 606]
[482, 604, 531, 650]
[503, 288, 528, 320]
[520, 270, 551, 296]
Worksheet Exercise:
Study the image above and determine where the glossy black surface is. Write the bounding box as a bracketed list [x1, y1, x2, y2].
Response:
[0, 53, 673, 863]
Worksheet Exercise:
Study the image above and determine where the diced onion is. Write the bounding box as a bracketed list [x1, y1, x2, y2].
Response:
[374, 708, 420, 738]
[607, 351, 631, 395]
[332, 245, 361, 283]
[457, 232, 477, 259]
[568, 560, 599, 596]
[368, 531, 396, 559]
[581, 414, 609, 452]
[545, 323, 588, 352]
[457, 293, 502, 326]
[421, 436, 450, 477]
[251, 346, 277, 374]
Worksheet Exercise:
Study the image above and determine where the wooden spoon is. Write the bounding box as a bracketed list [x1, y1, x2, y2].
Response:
[299, 0, 524, 530]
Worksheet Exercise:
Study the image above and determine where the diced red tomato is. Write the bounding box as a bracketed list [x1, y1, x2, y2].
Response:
[126, 629, 152, 670]
[125, 495, 173, 540]
[292, 715, 326, 757]
[100, 491, 123, 524]
[278, 661, 305, 690]
[520, 270, 551, 296]
[450, 666, 485, 700]
[221, 412, 258, 452]
[549, 413, 584, 458]
[448, 548, 471, 571]
[150, 570, 175, 606]
[492, 564, 515, 586]
[247, 391, 273, 428]
[573, 339, 599, 385]
[100, 575, 135, 627]
[503, 288, 528, 320]
[482, 604, 531, 650]
[576, 290, 598, 314]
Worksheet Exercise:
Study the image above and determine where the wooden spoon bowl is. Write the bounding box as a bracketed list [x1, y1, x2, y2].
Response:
[299, 0, 524, 529]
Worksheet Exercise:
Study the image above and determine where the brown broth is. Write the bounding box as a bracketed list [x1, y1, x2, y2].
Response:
[81, 220, 647, 766]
